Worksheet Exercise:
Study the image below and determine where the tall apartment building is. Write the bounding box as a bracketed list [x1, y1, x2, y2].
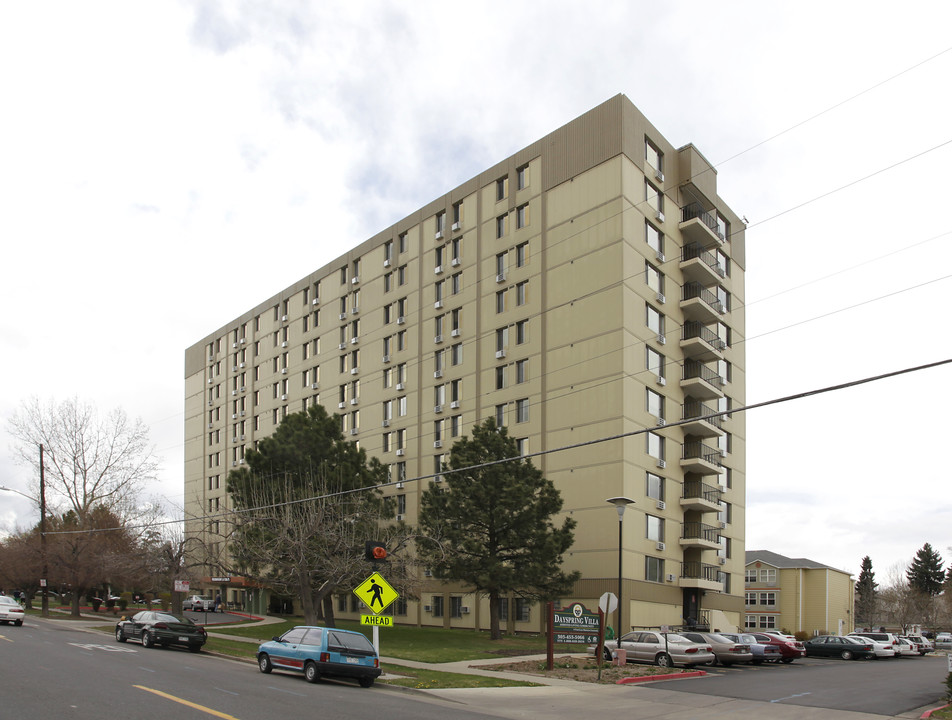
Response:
[184, 94, 746, 633]
[745, 550, 855, 635]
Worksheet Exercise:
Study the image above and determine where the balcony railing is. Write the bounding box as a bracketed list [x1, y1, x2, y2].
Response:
[683, 479, 723, 505]
[682, 521, 721, 544]
[683, 359, 723, 386]
[682, 282, 726, 314]
[681, 321, 725, 350]
[681, 400, 725, 429]
[681, 203, 726, 241]
[681, 440, 723, 466]
[681, 561, 722, 583]
[681, 243, 726, 277]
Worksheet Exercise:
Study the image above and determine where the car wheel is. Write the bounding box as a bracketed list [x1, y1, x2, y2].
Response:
[603, 646, 613, 661]
[840, 650, 854, 660]
[358, 677, 374, 688]
[304, 661, 320, 683]
[14, 620, 23, 626]
[655, 653, 673, 668]
[141, 630, 154, 648]
[258, 654, 273, 674]
[116, 627, 127, 643]
[781, 657, 794, 664]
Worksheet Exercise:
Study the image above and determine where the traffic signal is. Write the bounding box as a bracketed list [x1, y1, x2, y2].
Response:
[365, 541, 388, 562]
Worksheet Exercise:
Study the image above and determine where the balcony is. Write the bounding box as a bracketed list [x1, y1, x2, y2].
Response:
[679, 203, 725, 249]
[680, 243, 726, 286]
[681, 359, 724, 400]
[680, 399, 725, 438]
[680, 440, 722, 475]
[680, 521, 721, 550]
[680, 561, 723, 591]
[680, 479, 723, 513]
[680, 321, 725, 362]
[681, 283, 726, 323]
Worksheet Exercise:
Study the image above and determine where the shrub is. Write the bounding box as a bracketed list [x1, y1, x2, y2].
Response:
[119, 592, 132, 611]
[945, 671, 952, 701]
[794, 631, 810, 641]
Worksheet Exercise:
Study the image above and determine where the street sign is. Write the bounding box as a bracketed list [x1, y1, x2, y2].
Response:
[598, 592, 617, 615]
[353, 572, 399, 615]
[361, 614, 393, 627]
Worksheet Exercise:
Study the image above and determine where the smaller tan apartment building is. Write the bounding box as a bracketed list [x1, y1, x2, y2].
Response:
[745, 550, 855, 636]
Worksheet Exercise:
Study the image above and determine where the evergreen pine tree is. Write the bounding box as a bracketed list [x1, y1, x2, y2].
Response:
[856, 555, 878, 627]
[906, 543, 945, 596]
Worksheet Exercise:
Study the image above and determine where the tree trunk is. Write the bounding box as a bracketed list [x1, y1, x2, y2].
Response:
[299, 579, 320, 625]
[322, 594, 337, 628]
[489, 591, 501, 640]
[71, 592, 81, 618]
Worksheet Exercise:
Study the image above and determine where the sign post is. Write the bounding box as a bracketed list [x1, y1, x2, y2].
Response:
[548, 602, 602, 670]
[353, 572, 399, 655]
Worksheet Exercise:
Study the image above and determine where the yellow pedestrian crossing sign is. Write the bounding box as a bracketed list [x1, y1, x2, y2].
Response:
[353, 572, 399, 615]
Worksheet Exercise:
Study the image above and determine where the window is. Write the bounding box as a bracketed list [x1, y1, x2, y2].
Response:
[450, 414, 461, 437]
[515, 359, 527, 384]
[516, 203, 529, 229]
[744, 616, 757, 629]
[435, 244, 445, 270]
[516, 281, 528, 306]
[516, 398, 529, 423]
[759, 616, 777, 629]
[514, 598, 530, 622]
[495, 403, 506, 427]
[759, 592, 776, 606]
[496, 288, 508, 313]
[451, 308, 461, 333]
[340, 266, 348, 284]
[645, 556, 664, 583]
[450, 379, 461, 403]
[384, 273, 392, 293]
[745, 592, 757, 605]
[516, 320, 528, 344]
[516, 241, 528, 267]
[646, 180, 663, 214]
[498, 597, 509, 621]
[716, 213, 728, 242]
[384, 240, 393, 265]
[451, 237, 461, 263]
[646, 222, 664, 255]
[646, 388, 664, 421]
[450, 596, 463, 619]
[435, 280, 444, 304]
[398, 232, 408, 254]
[645, 138, 663, 176]
[434, 349, 444, 373]
[759, 568, 776, 583]
[397, 330, 406, 351]
[452, 201, 462, 227]
[516, 437, 528, 456]
[718, 501, 732, 525]
[451, 272, 462, 295]
[435, 211, 445, 237]
[434, 384, 445, 407]
[646, 515, 664, 542]
[646, 472, 664, 501]
[398, 396, 407, 417]
[745, 569, 757, 583]
[645, 262, 664, 295]
[496, 214, 507, 239]
[647, 431, 664, 460]
[646, 304, 664, 335]
[496, 251, 507, 278]
[451, 342, 463, 365]
[716, 286, 730, 313]
[496, 176, 508, 202]
[396, 494, 406, 515]
[517, 164, 529, 190]
[495, 327, 508, 352]
[432, 596, 444, 617]
[398, 265, 407, 286]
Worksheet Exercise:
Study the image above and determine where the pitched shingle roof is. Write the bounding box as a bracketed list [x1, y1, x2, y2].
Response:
[745, 549, 837, 570]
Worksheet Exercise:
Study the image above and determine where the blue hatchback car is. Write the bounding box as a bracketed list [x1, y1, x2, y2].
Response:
[257, 626, 381, 688]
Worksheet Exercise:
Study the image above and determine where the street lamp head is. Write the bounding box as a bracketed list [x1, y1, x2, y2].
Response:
[606, 496, 635, 520]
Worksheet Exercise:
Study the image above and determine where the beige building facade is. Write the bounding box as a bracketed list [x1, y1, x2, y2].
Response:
[745, 550, 856, 636]
[184, 94, 746, 633]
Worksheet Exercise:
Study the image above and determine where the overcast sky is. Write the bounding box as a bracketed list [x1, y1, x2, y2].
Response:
[1, 1, 950, 582]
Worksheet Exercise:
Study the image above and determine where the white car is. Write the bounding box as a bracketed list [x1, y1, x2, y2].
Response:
[933, 633, 951, 650]
[183, 595, 215, 612]
[894, 637, 919, 657]
[0, 595, 25, 626]
[901, 635, 932, 655]
[850, 635, 896, 658]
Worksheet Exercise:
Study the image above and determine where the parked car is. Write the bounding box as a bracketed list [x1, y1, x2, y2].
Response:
[681, 631, 754, 666]
[257, 626, 381, 687]
[183, 595, 215, 612]
[590, 630, 715, 668]
[849, 631, 900, 653]
[803, 635, 875, 660]
[849, 635, 897, 658]
[749, 632, 806, 663]
[719, 632, 782, 664]
[933, 633, 952, 650]
[115, 610, 207, 652]
[0, 595, 25, 626]
[894, 637, 920, 657]
[901, 635, 932, 655]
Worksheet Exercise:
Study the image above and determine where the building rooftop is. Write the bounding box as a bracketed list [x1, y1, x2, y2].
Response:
[746, 549, 843, 572]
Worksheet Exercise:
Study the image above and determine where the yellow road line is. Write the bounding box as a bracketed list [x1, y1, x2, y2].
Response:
[0, 635, 13, 643]
[133, 685, 241, 719]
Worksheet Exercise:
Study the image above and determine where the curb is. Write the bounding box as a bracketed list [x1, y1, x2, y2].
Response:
[616, 670, 707, 684]
[921, 702, 951, 719]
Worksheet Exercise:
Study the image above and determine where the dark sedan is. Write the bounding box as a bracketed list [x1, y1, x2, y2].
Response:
[803, 635, 875, 660]
[115, 610, 207, 652]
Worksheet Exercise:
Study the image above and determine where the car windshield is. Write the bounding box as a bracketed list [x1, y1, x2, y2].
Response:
[0, 597, 19, 606]
[739, 634, 759, 643]
[662, 633, 690, 643]
[705, 633, 732, 643]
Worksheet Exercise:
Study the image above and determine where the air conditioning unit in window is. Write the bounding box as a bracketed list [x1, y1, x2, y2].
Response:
[719, 521, 727, 529]
[384, 258, 391, 268]
[240, 386, 246, 392]
[715, 339, 727, 351]
[207, 423, 213, 429]
[451, 221, 461, 232]
[382, 419, 390, 428]
[349, 337, 358, 345]
[339, 313, 347, 321]
[239, 362, 246, 368]
[655, 169, 664, 183]
[451, 328, 460, 338]
[666, 573, 676, 582]
[434, 300, 443, 309]
[656, 334, 666, 345]
[231, 437, 238, 444]
[396, 514, 404, 522]
[434, 405, 443, 414]
[496, 273, 506, 283]
[281, 315, 288, 322]
[396, 382, 405, 391]
[350, 428, 358, 436]
[281, 394, 287, 401]
[656, 500, 666, 510]
[495, 349, 506, 359]
[461, 606, 470, 614]
[396, 481, 404, 489]
[434, 370, 443, 378]
[351, 307, 359, 315]
[434, 440, 442, 448]
[656, 542, 666, 551]
[312, 297, 320, 305]
[382, 355, 391, 363]
[311, 382, 319, 389]
[396, 449, 405, 457]
[656, 376, 666, 387]
[451, 257, 460, 267]
[656, 251, 666, 263]
[656, 459, 666, 469]
[351, 368, 359, 375]
[350, 398, 358, 405]
[397, 316, 405, 325]
[352, 276, 360, 284]
[656, 418, 666, 427]
[231, 390, 237, 396]
[655, 211, 665, 223]
[435, 230, 444, 240]
[232, 365, 238, 372]
[338, 402, 346, 409]
[281, 368, 288, 374]
[656, 292, 666, 304]
[450, 400, 460, 409]
[423, 605, 433, 612]
[434, 335, 443, 344]
[434, 265, 443, 275]
[424, 569, 432, 577]
[240, 411, 246, 416]
[207, 379, 213, 384]
[718, 557, 727, 565]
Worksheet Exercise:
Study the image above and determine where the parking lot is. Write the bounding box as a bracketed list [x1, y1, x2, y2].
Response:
[655, 654, 949, 716]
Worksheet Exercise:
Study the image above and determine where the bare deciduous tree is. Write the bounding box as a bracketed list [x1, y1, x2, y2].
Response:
[9, 396, 159, 524]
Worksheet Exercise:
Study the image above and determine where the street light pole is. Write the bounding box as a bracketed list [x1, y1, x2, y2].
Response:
[606, 496, 635, 649]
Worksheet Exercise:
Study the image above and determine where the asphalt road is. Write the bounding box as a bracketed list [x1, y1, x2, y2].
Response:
[656, 654, 949, 715]
[2, 618, 496, 720]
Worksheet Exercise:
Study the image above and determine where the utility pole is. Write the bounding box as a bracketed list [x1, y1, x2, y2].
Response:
[40, 444, 49, 618]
